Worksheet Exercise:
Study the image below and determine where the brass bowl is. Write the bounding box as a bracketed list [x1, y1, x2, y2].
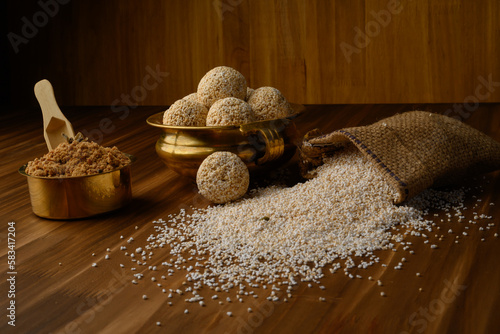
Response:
[19, 154, 136, 219]
[147, 103, 305, 178]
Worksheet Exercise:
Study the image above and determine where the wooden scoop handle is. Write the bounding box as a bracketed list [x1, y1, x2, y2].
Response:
[34, 79, 75, 151]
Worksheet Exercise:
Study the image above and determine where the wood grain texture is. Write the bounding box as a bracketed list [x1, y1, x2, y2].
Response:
[6, 0, 500, 107]
[0, 104, 499, 333]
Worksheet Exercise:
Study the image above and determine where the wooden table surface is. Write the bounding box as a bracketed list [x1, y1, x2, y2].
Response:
[1, 104, 499, 334]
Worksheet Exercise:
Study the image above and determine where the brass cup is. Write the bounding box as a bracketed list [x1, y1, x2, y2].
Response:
[19, 154, 136, 219]
[147, 103, 305, 178]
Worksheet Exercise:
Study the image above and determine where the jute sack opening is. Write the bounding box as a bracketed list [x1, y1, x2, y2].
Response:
[299, 111, 500, 204]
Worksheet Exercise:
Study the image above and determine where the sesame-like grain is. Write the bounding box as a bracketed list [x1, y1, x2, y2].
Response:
[144, 146, 462, 286]
[120, 144, 495, 314]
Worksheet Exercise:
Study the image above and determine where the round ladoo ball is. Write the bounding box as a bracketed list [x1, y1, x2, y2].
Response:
[197, 66, 247, 108]
[163, 99, 208, 126]
[206, 97, 255, 126]
[196, 151, 250, 204]
[246, 87, 255, 101]
[182, 92, 198, 103]
[247, 86, 293, 121]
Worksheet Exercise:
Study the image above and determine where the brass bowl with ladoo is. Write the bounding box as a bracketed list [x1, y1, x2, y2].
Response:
[147, 103, 305, 178]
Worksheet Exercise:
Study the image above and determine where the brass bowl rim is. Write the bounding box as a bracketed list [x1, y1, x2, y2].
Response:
[146, 103, 305, 130]
[18, 153, 136, 180]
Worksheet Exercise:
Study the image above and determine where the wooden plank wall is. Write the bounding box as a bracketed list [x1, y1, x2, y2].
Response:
[6, 0, 500, 106]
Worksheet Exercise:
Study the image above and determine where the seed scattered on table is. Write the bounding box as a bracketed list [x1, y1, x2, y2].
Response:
[113, 144, 496, 318]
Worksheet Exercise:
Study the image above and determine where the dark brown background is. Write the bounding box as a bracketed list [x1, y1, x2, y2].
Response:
[4, 0, 500, 109]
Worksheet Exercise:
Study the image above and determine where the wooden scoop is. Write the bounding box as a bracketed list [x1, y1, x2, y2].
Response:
[34, 79, 75, 151]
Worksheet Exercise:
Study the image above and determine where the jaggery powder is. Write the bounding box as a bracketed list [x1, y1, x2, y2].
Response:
[26, 140, 130, 177]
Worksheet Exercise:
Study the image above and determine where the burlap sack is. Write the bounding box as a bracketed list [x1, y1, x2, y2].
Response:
[299, 111, 500, 204]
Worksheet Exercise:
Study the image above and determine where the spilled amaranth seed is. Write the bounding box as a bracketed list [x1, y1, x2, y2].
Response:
[110, 145, 495, 314]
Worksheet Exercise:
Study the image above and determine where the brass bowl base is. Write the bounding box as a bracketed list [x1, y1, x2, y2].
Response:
[147, 104, 304, 179]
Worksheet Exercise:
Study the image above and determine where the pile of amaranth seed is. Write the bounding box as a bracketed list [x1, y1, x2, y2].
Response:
[114, 145, 496, 309]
